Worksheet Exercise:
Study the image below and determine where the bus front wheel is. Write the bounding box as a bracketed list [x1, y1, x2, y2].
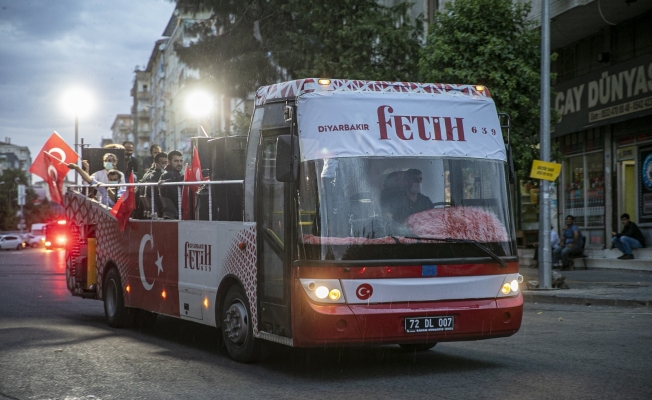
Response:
[221, 285, 260, 363]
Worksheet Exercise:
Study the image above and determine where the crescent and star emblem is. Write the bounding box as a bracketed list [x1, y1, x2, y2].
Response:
[356, 283, 373, 300]
[48, 148, 66, 163]
[48, 166, 58, 182]
[138, 234, 164, 291]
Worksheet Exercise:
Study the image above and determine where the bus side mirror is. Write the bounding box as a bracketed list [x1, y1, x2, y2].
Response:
[276, 134, 299, 182]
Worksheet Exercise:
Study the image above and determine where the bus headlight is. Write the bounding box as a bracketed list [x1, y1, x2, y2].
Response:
[300, 279, 346, 304]
[315, 286, 329, 299]
[498, 274, 522, 297]
[501, 283, 511, 295]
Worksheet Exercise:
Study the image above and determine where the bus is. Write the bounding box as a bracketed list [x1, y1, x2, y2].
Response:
[63, 79, 522, 362]
[44, 220, 70, 249]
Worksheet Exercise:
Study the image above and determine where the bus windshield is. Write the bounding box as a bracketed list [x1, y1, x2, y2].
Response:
[297, 157, 516, 261]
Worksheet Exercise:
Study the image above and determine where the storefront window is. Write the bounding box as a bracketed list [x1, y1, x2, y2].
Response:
[565, 156, 585, 225]
[560, 128, 605, 247]
[519, 179, 539, 230]
[586, 153, 605, 227]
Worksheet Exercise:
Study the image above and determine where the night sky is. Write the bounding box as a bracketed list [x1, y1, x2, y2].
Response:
[0, 0, 176, 167]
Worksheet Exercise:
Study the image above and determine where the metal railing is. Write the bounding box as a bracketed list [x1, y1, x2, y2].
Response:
[68, 180, 244, 221]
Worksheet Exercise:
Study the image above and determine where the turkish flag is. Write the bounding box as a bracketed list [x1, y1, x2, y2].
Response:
[189, 145, 205, 192]
[29, 132, 78, 182]
[110, 172, 135, 231]
[42, 151, 68, 205]
[181, 163, 192, 220]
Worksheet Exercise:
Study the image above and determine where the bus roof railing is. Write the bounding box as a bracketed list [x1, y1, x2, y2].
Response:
[67, 180, 244, 222]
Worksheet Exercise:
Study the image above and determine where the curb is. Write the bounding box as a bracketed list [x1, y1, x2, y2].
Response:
[522, 291, 651, 308]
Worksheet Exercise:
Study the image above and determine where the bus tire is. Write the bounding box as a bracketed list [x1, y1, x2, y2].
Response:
[103, 268, 131, 328]
[399, 343, 437, 352]
[221, 285, 260, 363]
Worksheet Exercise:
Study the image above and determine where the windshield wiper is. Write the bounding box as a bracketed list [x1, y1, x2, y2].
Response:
[405, 236, 507, 268]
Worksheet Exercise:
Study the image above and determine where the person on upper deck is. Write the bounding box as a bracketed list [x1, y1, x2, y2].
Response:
[68, 160, 124, 207]
[158, 150, 184, 219]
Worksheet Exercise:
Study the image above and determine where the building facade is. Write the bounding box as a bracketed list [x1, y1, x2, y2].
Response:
[522, 0, 652, 247]
[132, 8, 217, 163]
[109, 114, 133, 147]
[0, 138, 32, 183]
[130, 68, 153, 159]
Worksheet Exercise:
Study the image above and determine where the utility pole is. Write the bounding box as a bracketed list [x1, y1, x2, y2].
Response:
[17, 181, 26, 234]
[539, 0, 552, 289]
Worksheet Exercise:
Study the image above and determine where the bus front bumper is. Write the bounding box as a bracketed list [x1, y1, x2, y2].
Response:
[291, 292, 523, 347]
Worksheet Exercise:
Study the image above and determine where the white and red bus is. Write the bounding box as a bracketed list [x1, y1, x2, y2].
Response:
[64, 79, 522, 362]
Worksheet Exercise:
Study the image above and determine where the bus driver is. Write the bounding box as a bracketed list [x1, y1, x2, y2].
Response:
[383, 168, 434, 223]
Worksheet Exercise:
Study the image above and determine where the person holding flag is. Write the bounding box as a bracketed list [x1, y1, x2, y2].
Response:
[67, 161, 124, 207]
[111, 171, 136, 231]
[28, 132, 79, 205]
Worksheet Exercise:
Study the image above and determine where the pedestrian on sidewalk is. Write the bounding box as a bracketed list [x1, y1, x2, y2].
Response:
[553, 215, 583, 269]
[612, 213, 645, 260]
[531, 226, 560, 268]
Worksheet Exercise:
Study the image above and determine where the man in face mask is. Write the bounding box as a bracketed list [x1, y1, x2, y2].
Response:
[386, 168, 434, 223]
[69, 161, 124, 207]
[91, 153, 125, 184]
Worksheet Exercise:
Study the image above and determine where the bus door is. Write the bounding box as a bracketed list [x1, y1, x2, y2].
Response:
[256, 134, 292, 337]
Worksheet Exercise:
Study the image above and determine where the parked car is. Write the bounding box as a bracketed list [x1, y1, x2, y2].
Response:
[0, 234, 25, 250]
[27, 234, 45, 248]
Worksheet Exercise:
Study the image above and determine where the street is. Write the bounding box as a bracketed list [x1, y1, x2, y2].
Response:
[1, 249, 651, 400]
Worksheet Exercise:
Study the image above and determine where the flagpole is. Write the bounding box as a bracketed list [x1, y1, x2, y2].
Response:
[75, 114, 79, 185]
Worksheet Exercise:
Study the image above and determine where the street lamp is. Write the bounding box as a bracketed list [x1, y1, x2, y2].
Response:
[185, 90, 213, 138]
[62, 87, 93, 184]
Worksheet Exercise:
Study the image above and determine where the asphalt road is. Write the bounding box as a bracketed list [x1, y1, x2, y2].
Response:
[1, 249, 651, 400]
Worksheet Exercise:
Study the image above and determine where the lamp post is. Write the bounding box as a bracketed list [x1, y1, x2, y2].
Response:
[185, 90, 213, 139]
[62, 88, 93, 184]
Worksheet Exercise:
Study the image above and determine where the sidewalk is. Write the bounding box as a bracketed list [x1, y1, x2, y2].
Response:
[520, 265, 652, 308]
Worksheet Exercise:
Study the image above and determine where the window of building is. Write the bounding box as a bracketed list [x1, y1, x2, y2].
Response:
[561, 129, 605, 246]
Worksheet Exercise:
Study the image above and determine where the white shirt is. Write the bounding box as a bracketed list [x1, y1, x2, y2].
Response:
[90, 169, 126, 206]
[551, 229, 560, 250]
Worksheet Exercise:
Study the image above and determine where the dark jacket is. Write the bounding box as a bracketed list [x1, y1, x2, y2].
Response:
[138, 166, 165, 210]
[617, 221, 646, 247]
[123, 155, 139, 179]
[159, 165, 183, 219]
[141, 156, 154, 174]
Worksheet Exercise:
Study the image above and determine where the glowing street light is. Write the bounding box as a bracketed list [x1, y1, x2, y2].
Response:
[185, 90, 213, 137]
[61, 87, 93, 184]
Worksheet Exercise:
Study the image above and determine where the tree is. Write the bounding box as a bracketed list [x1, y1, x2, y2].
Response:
[419, 0, 553, 179]
[0, 169, 59, 231]
[279, 0, 422, 81]
[174, 0, 422, 110]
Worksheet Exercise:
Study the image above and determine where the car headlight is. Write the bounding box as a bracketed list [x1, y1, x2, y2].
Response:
[299, 279, 346, 304]
[497, 273, 523, 297]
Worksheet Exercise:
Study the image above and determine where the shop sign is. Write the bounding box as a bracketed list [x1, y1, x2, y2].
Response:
[553, 53, 652, 137]
[529, 159, 561, 181]
[617, 146, 635, 160]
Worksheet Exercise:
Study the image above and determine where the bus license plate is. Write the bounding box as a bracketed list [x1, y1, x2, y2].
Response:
[404, 316, 454, 333]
